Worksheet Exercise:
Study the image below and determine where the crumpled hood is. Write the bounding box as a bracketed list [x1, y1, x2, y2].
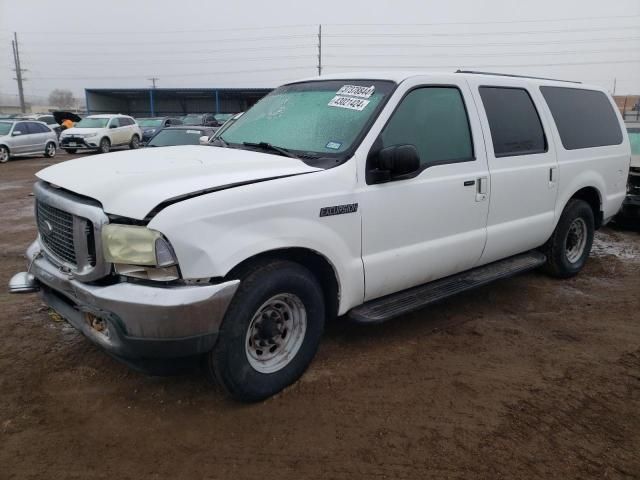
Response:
[61, 127, 101, 136]
[36, 145, 321, 220]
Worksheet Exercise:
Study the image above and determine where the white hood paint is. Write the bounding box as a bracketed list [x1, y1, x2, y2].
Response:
[61, 127, 101, 136]
[36, 146, 321, 219]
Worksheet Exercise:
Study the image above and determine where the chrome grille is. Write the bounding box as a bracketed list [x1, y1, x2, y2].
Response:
[36, 201, 77, 265]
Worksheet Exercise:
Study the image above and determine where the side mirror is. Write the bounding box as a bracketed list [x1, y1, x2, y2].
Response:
[199, 135, 210, 145]
[369, 144, 421, 183]
[12, 130, 22, 136]
[109, 124, 118, 129]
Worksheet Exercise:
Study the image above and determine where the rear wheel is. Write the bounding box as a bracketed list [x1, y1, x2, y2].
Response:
[207, 260, 325, 402]
[129, 134, 140, 149]
[98, 137, 111, 154]
[44, 142, 56, 158]
[0, 146, 9, 163]
[541, 199, 595, 278]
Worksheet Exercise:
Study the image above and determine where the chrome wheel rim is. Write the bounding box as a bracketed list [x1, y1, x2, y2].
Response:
[46, 143, 56, 156]
[565, 218, 587, 263]
[245, 293, 307, 374]
[101, 139, 109, 152]
[0, 148, 8, 163]
[131, 137, 139, 148]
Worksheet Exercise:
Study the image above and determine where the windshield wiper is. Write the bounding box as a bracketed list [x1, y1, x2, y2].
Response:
[210, 136, 229, 147]
[242, 141, 299, 159]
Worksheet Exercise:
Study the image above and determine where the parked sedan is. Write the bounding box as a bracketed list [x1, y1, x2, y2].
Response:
[137, 117, 183, 144]
[145, 125, 216, 148]
[616, 122, 640, 222]
[0, 120, 58, 163]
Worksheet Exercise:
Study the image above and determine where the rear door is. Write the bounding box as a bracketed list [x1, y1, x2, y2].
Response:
[27, 122, 49, 152]
[466, 79, 559, 264]
[360, 78, 490, 301]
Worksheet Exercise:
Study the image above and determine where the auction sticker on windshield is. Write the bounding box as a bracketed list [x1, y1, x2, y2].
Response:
[328, 96, 370, 111]
[336, 85, 375, 98]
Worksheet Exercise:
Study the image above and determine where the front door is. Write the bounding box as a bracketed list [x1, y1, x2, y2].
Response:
[360, 80, 490, 301]
[10, 122, 33, 154]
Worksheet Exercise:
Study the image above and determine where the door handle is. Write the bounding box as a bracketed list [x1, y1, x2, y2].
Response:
[463, 180, 475, 187]
[549, 167, 558, 188]
[476, 176, 488, 202]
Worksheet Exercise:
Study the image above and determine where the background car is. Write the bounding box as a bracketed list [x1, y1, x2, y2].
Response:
[616, 122, 640, 223]
[145, 125, 216, 148]
[59, 114, 142, 154]
[16, 114, 61, 137]
[136, 117, 183, 144]
[182, 113, 219, 127]
[0, 120, 58, 163]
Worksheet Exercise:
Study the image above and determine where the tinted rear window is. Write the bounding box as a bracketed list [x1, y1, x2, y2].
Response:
[479, 87, 546, 157]
[540, 86, 622, 150]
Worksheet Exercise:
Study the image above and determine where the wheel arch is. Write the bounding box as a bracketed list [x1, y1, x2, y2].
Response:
[568, 186, 603, 228]
[224, 247, 341, 321]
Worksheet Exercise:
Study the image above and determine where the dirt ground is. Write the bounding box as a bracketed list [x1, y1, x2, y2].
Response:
[1, 151, 639, 480]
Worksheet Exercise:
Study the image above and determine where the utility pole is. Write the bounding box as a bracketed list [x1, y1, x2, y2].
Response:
[317, 24, 322, 76]
[11, 32, 26, 113]
[148, 77, 159, 88]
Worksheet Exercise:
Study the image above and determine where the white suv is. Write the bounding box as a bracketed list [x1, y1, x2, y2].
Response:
[10, 72, 631, 402]
[60, 114, 142, 154]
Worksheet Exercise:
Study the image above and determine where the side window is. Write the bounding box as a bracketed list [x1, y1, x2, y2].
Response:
[109, 118, 120, 128]
[14, 122, 28, 134]
[540, 86, 622, 150]
[41, 116, 55, 125]
[379, 87, 474, 168]
[119, 117, 132, 126]
[32, 123, 49, 133]
[479, 86, 546, 157]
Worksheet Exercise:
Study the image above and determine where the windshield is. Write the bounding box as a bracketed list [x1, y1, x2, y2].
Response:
[0, 122, 12, 135]
[183, 115, 203, 125]
[147, 128, 206, 147]
[137, 118, 163, 127]
[628, 128, 640, 155]
[75, 117, 109, 128]
[220, 80, 395, 158]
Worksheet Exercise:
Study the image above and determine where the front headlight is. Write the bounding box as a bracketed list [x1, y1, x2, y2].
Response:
[102, 224, 177, 267]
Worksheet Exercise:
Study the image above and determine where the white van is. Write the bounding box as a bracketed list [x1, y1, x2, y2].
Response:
[10, 71, 630, 401]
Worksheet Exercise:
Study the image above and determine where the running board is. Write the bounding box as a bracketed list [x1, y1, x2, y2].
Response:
[349, 251, 546, 324]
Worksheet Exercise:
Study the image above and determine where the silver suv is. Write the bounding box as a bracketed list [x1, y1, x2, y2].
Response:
[0, 120, 58, 163]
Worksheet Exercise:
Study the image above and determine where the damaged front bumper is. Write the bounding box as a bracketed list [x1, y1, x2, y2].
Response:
[9, 241, 239, 359]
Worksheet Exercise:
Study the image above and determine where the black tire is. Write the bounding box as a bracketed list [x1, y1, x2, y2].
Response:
[129, 134, 140, 150]
[207, 260, 325, 402]
[0, 145, 9, 163]
[63, 148, 77, 154]
[44, 141, 56, 158]
[541, 199, 595, 278]
[98, 137, 111, 154]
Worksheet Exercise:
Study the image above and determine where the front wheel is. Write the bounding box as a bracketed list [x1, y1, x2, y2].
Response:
[129, 134, 140, 149]
[44, 142, 56, 158]
[541, 199, 595, 278]
[98, 137, 111, 154]
[207, 260, 325, 402]
[0, 146, 9, 163]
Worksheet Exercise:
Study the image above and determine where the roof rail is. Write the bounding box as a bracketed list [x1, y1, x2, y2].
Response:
[455, 70, 581, 84]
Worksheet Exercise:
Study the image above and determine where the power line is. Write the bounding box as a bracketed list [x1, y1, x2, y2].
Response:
[324, 59, 640, 69]
[19, 43, 318, 57]
[19, 33, 314, 47]
[325, 36, 640, 49]
[324, 47, 640, 59]
[27, 65, 316, 80]
[14, 24, 316, 35]
[323, 25, 640, 38]
[35, 54, 315, 67]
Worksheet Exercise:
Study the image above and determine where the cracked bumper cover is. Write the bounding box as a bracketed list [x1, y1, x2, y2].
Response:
[12, 241, 239, 359]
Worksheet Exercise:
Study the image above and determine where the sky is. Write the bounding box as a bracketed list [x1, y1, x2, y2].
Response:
[1, 0, 639, 105]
